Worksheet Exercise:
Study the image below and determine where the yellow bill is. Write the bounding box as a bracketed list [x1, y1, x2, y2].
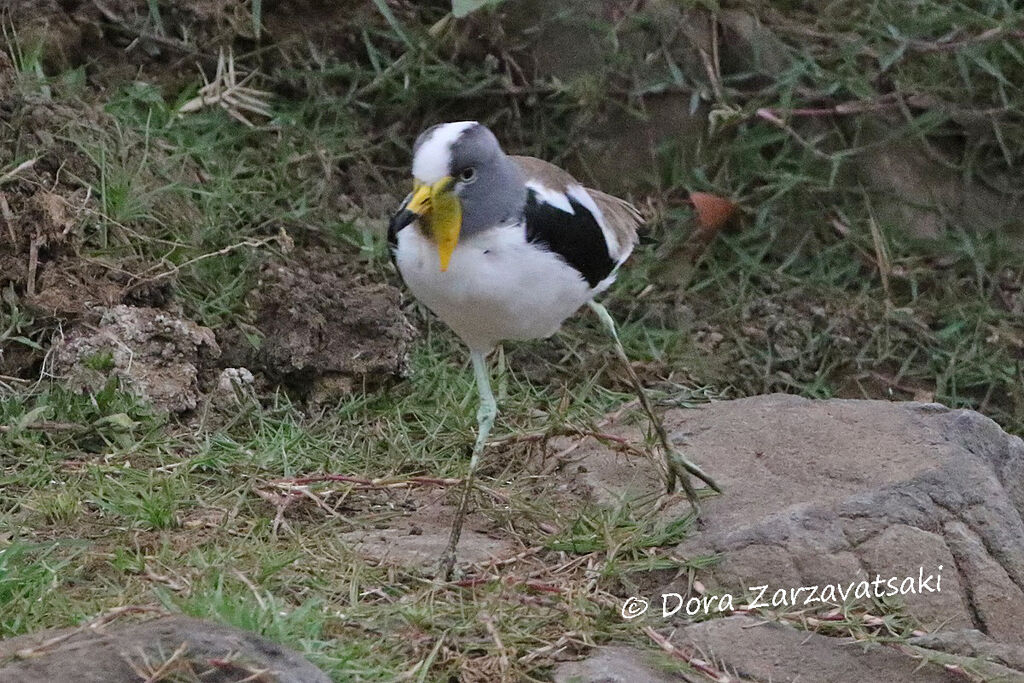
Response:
[406, 177, 462, 272]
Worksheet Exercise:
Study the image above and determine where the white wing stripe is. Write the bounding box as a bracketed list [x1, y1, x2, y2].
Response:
[525, 181, 575, 215]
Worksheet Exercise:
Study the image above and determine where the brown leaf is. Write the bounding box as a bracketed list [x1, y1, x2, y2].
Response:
[683, 192, 739, 263]
[690, 191, 737, 234]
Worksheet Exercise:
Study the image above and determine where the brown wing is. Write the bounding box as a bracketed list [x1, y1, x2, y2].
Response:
[511, 155, 640, 263]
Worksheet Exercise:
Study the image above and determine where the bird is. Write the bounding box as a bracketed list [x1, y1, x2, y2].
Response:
[387, 121, 721, 578]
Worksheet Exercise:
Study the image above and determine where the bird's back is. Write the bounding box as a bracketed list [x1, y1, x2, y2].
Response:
[511, 155, 641, 266]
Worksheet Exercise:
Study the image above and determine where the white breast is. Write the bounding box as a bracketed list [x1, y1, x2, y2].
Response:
[395, 223, 600, 352]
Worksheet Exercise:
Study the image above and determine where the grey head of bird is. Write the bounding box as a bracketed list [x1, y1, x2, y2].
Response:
[392, 121, 526, 271]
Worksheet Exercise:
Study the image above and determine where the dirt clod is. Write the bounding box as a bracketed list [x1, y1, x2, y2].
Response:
[249, 251, 415, 400]
[52, 305, 220, 413]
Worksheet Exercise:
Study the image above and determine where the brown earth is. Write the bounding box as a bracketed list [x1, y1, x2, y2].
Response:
[245, 251, 415, 401]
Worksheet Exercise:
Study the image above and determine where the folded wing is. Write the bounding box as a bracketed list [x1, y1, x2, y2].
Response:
[512, 155, 641, 288]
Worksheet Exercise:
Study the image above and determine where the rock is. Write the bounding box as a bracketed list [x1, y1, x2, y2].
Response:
[908, 628, 1024, 672]
[494, 0, 710, 194]
[250, 252, 415, 401]
[52, 305, 220, 413]
[558, 395, 1024, 645]
[716, 9, 791, 77]
[340, 493, 516, 569]
[0, 0, 87, 72]
[674, 615, 962, 682]
[0, 615, 330, 682]
[211, 366, 257, 408]
[553, 617, 1024, 683]
[551, 646, 681, 683]
[216, 366, 255, 393]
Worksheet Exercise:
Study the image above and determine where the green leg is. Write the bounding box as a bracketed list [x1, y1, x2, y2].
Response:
[439, 349, 497, 580]
[588, 301, 721, 510]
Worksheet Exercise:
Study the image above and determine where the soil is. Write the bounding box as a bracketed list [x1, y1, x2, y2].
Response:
[0, 13, 412, 401]
[244, 251, 415, 400]
[0, 57, 111, 376]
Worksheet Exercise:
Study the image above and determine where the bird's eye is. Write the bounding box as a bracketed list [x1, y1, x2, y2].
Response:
[460, 167, 476, 182]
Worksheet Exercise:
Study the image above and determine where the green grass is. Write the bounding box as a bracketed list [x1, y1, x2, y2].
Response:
[1, 0, 1023, 679]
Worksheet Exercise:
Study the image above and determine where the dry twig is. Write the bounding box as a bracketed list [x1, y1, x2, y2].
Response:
[643, 627, 729, 682]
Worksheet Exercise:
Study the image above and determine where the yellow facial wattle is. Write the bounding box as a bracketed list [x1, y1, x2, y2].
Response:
[407, 177, 462, 272]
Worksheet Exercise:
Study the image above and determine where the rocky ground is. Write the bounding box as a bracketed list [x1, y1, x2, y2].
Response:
[2, 0, 1023, 681]
[550, 395, 1024, 681]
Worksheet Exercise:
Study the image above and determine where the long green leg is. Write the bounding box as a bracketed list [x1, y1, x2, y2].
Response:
[588, 301, 721, 510]
[438, 349, 497, 580]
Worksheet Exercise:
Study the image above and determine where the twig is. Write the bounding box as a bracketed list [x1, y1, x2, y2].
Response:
[480, 613, 510, 676]
[758, 93, 902, 118]
[868, 216, 892, 301]
[95, 13, 197, 55]
[487, 426, 646, 457]
[518, 632, 584, 665]
[179, 49, 274, 127]
[203, 657, 270, 682]
[765, 8, 1022, 59]
[25, 237, 39, 296]
[269, 474, 462, 490]
[452, 575, 566, 593]
[0, 158, 38, 186]
[123, 232, 289, 294]
[643, 627, 727, 682]
[0, 421, 81, 433]
[906, 27, 1024, 53]
[755, 108, 833, 160]
[699, 16, 726, 106]
[1, 192, 14, 243]
[231, 569, 267, 610]
[141, 641, 190, 683]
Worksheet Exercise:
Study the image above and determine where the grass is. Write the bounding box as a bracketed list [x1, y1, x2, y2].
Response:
[1, 0, 1023, 680]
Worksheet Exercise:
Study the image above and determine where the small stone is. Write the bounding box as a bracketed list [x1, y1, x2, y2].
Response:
[216, 367, 255, 393]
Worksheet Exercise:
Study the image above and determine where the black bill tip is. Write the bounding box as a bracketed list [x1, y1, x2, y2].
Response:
[387, 208, 419, 248]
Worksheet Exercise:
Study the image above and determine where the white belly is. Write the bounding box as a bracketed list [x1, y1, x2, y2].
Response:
[395, 223, 602, 352]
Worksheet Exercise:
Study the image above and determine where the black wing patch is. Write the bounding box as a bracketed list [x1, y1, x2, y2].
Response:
[524, 189, 615, 288]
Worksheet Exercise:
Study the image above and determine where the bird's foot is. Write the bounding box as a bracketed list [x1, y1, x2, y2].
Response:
[663, 447, 720, 515]
[437, 546, 458, 582]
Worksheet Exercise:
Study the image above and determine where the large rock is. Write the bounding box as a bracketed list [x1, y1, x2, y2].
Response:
[491, 0, 713, 194]
[552, 619, 1023, 683]
[855, 130, 1024, 239]
[559, 395, 1024, 646]
[672, 615, 1019, 682]
[0, 615, 329, 682]
[909, 628, 1024, 673]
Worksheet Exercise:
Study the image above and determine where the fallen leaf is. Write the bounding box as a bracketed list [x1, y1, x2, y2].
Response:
[690, 191, 737, 233]
[683, 192, 739, 262]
